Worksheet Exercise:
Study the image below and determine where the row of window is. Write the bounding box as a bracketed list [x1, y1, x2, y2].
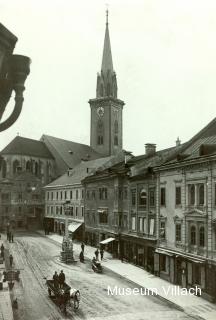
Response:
[97, 120, 119, 146]
[131, 216, 155, 235]
[47, 189, 84, 201]
[160, 222, 205, 247]
[159, 183, 206, 207]
[47, 205, 84, 217]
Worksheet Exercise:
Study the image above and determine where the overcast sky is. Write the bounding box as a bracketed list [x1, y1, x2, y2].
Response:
[1, 0, 216, 155]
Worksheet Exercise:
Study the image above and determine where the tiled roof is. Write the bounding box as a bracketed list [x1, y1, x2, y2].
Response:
[45, 156, 114, 187]
[0, 136, 54, 159]
[163, 117, 216, 165]
[40, 135, 102, 174]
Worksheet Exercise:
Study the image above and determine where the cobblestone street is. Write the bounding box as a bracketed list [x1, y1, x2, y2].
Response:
[7, 232, 193, 320]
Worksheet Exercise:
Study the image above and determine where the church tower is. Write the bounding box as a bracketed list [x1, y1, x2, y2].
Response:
[89, 10, 125, 156]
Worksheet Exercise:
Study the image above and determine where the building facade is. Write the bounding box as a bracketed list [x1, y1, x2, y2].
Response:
[0, 171, 44, 230]
[44, 157, 114, 239]
[0, 136, 55, 229]
[154, 119, 216, 302]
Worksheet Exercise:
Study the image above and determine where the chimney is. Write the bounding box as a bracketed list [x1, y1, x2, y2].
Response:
[176, 137, 181, 146]
[145, 143, 156, 156]
[124, 151, 133, 164]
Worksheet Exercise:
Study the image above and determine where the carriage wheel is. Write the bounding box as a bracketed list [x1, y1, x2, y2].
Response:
[48, 288, 51, 296]
[74, 300, 79, 310]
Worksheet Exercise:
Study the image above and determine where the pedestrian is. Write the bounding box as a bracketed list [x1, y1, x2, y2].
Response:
[58, 270, 65, 288]
[79, 250, 84, 263]
[95, 248, 99, 260]
[0, 244, 4, 259]
[11, 233, 14, 243]
[9, 231, 11, 243]
[9, 254, 13, 267]
[53, 271, 59, 289]
[100, 248, 104, 260]
[81, 242, 85, 252]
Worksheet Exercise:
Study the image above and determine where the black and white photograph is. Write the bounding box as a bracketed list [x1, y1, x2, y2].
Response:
[1, 0, 216, 319]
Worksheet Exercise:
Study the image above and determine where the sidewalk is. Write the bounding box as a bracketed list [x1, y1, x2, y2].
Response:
[0, 236, 14, 320]
[38, 231, 216, 320]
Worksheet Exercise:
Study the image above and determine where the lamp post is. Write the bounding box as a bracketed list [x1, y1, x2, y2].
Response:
[60, 201, 76, 263]
[0, 23, 31, 132]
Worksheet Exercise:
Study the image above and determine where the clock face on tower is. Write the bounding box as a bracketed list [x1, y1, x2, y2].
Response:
[97, 106, 104, 117]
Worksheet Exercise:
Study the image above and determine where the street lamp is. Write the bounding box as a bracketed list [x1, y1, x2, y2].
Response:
[60, 201, 76, 263]
[0, 23, 31, 132]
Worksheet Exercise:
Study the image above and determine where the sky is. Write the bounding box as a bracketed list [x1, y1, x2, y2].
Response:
[1, 0, 216, 156]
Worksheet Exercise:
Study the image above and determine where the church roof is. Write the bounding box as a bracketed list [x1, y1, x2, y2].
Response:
[101, 11, 113, 73]
[0, 136, 54, 159]
[41, 134, 103, 176]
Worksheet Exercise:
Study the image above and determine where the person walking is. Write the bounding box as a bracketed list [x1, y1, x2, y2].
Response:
[9, 254, 13, 267]
[58, 270, 65, 288]
[95, 248, 99, 260]
[81, 242, 85, 252]
[0, 244, 4, 260]
[11, 233, 14, 243]
[100, 248, 104, 261]
[79, 250, 84, 263]
[53, 271, 59, 289]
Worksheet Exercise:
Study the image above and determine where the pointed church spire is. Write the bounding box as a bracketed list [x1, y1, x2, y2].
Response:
[101, 9, 113, 73]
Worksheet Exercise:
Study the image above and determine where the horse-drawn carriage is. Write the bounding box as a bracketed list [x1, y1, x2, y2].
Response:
[45, 279, 80, 313]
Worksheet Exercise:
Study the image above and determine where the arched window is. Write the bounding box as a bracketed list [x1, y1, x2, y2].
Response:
[139, 189, 147, 206]
[2, 160, 7, 178]
[114, 136, 118, 146]
[114, 120, 118, 134]
[198, 184, 204, 205]
[190, 226, 196, 245]
[13, 160, 20, 174]
[189, 185, 195, 205]
[97, 120, 104, 145]
[199, 226, 205, 247]
[35, 162, 39, 176]
[114, 120, 118, 146]
[26, 160, 31, 172]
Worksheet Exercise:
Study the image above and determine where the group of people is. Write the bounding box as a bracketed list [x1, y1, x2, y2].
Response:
[52, 270, 66, 289]
[94, 248, 104, 261]
[7, 231, 14, 243]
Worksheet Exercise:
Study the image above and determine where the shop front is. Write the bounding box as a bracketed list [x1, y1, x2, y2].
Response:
[120, 235, 156, 272]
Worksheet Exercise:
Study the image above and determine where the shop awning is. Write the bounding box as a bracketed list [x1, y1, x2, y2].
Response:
[155, 248, 206, 263]
[68, 222, 83, 233]
[155, 248, 174, 256]
[100, 237, 115, 244]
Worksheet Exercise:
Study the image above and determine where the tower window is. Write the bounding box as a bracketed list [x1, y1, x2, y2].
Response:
[97, 120, 104, 145]
[114, 120, 118, 146]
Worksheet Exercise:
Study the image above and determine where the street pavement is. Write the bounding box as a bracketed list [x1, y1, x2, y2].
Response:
[37, 231, 216, 320]
[0, 236, 14, 320]
[4, 231, 194, 320]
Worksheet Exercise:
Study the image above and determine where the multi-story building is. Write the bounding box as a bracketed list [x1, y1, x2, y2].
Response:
[0, 136, 55, 229]
[44, 156, 116, 239]
[83, 143, 183, 271]
[154, 118, 216, 302]
[0, 171, 44, 229]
